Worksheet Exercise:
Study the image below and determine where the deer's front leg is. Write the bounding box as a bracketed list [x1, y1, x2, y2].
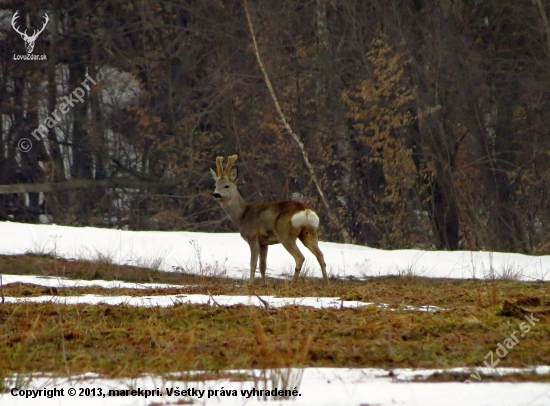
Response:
[259, 244, 268, 286]
[248, 240, 260, 285]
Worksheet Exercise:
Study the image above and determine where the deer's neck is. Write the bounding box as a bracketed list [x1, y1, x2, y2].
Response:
[221, 193, 247, 229]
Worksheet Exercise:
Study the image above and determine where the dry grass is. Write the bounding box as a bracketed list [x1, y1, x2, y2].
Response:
[418, 371, 550, 383]
[2, 255, 549, 306]
[1, 254, 550, 381]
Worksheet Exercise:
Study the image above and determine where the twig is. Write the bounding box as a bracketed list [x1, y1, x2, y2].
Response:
[207, 291, 221, 307]
[1, 274, 4, 304]
[243, 0, 351, 243]
[255, 294, 270, 310]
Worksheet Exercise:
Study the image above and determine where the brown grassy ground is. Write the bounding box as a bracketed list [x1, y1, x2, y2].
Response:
[1, 254, 549, 382]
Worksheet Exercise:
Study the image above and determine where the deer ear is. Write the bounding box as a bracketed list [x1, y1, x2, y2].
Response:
[229, 166, 238, 182]
[210, 167, 218, 180]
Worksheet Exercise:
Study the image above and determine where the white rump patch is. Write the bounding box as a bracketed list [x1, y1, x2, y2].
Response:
[291, 209, 320, 228]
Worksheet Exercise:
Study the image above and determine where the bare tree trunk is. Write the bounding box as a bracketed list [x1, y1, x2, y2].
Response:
[534, 0, 550, 56]
[46, 15, 66, 183]
[68, 4, 93, 223]
[46, 22, 68, 219]
[22, 79, 46, 219]
[315, 0, 352, 205]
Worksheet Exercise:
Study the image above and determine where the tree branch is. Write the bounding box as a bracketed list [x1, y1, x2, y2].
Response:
[243, 0, 351, 243]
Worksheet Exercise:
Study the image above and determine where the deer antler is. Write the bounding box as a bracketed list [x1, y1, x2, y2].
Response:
[224, 155, 238, 176]
[34, 13, 49, 39]
[11, 11, 26, 37]
[215, 156, 224, 177]
[11, 11, 48, 39]
[214, 155, 238, 177]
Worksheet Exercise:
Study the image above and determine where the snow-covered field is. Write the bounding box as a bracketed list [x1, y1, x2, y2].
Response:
[1, 221, 549, 282]
[1, 221, 549, 405]
[2, 368, 550, 406]
[0, 274, 442, 311]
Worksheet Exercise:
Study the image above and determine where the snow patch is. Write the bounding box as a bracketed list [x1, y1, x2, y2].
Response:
[1, 368, 549, 406]
[0, 221, 548, 281]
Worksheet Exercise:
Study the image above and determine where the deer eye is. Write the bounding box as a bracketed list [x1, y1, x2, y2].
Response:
[224, 185, 229, 188]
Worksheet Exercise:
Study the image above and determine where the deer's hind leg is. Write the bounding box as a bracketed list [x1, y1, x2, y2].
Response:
[299, 227, 328, 285]
[280, 240, 305, 283]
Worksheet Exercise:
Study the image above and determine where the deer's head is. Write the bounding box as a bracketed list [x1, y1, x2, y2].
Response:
[211, 155, 239, 203]
[12, 11, 49, 54]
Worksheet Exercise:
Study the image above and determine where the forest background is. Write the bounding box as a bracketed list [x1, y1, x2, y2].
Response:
[1, 0, 550, 254]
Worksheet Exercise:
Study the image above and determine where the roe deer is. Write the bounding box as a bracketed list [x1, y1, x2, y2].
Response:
[211, 155, 328, 285]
